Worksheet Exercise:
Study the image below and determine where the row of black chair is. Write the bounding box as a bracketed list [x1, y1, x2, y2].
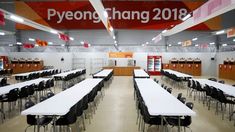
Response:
[0, 77, 9, 87]
[0, 69, 13, 76]
[133, 80, 194, 132]
[15, 69, 60, 82]
[24, 79, 104, 132]
[54, 69, 86, 90]
[161, 70, 184, 88]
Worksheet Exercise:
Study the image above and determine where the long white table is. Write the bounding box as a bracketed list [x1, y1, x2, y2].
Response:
[133, 69, 150, 78]
[135, 78, 196, 116]
[163, 69, 192, 78]
[13, 69, 56, 77]
[193, 79, 235, 97]
[0, 78, 50, 95]
[53, 69, 85, 78]
[93, 69, 113, 78]
[21, 78, 102, 116]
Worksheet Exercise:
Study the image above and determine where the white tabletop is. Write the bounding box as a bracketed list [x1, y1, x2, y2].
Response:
[135, 78, 196, 116]
[193, 79, 235, 97]
[93, 69, 113, 77]
[53, 69, 85, 78]
[163, 69, 193, 78]
[134, 69, 150, 78]
[0, 78, 50, 95]
[21, 78, 103, 116]
[13, 69, 56, 77]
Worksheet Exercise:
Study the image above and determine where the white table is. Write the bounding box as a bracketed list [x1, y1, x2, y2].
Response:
[135, 78, 196, 132]
[0, 78, 50, 95]
[21, 78, 103, 132]
[163, 69, 192, 78]
[133, 69, 150, 78]
[13, 69, 56, 77]
[53, 69, 85, 78]
[193, 79, 235, 97]
[93, 69, 113, 78]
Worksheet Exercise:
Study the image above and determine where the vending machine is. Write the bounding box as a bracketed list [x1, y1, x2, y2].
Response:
[147, 55, 162, 75]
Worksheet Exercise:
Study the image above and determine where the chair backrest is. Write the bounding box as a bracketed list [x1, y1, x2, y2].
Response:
[64, 105, 77, 124]
[47, 92, 55, 98]
[179, 97, 186, 104]
[27, 84, 35, 96]
[25, 100, 37, 125]
[208, 78, 217, 82]
[50, 79, 54, 87]
[7, 88, 19, 101]
[40, 96, 47, 102]
[217, 89, 227, 102]
[204, 84, 212, 96]
[211, 87, 218, 99]
[76, 100, 83, 116]
[167, 88, 172, 93]
[37, 81, 45, 90]
[186, 102, 194, 110]
[19, 86, 29, 98]
[177, 93, 182, 100]
[233, 84, 235, 87]
[218, 80, 225, 84]
[0, 77, 7, 86]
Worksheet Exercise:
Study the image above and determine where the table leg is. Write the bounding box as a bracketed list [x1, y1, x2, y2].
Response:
[53, 116, 57, 132]
[178, 117, 181, 132]
[37, 115, 40, 132]
[161, 116, 164, 132]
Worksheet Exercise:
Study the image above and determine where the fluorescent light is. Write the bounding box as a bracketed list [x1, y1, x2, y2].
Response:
[103, 11, 108, 18]
[195, 44, 199, 47]
[35, 44, 39, 47]
[50, 30, 58, 34]
[0, 32, 5, 35]
[182, 14, 191, 21]
[216, 30, 225, 35]
[115, 43, 118, 46]
[222, 43, 227, 47]
[146, 42, 149, 44]
[109, 27, 114, 32]
[114, 41, 117, 44]
[88, 44, 91, 47]
[168, 44, 172, 47]
[69, 37, 74, 41]
[233, 39, 235, 42]
[9, 44, 13, 47]
[28, 38, 35, 41]
[142, 44, 145, 46]
[152, 37, 156, 41]
[80, 41, 84, 45]
[162, 29, 167, 33]
[48, 42, 53, 45]
[113, 36, 116, 39]
[178, 42, 182, 45]
[16, 42, 22, 45]
[61, 44, 65, 47]
[210, 42, 215, 45]
[192, 38, 198, 41]
[10, 15, 24, 23]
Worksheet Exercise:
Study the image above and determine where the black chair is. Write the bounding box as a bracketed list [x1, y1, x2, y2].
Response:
[46, 92, 54, 98]
[140, 101, 166, 132]
[177, 93, 182, 100]
[54, 105, 77, 132]
[0, 88, 19, 116]
[167, 102, 194, 132]
[179, 97, 186, 104]
[39, 96, 47, 102]
[24, 100, 52, 132]
[167, 88, 172, 94]
[208, 87, 218, 110]
[27, 84, 35, 100]
[208, 78, 217, 82]
[18, 86, 29, 111]
[216, 89, 235, 120]
[0, 77, 9, 87]
[232, 84, 235, 87]
[218, 80, 225, 84]
[76, 99, 86, 130]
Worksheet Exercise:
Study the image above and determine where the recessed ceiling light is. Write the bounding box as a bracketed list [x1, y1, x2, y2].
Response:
[115, 43, 118, 46]
[69, 37, 74, 41]
[146, 42, 149, 44]
[0, 32, 5, 35]
[61, 44, 65, 47]
[215, 30, 225, 35]
[35, 44, 39, 47]
[9, 44, 13, 47]
[195, 44, 199, 47]
[168, 44, 172, 47]
[210, 42, 215, 45]
[10, 15, 24, 23]
[80, 41, 84, 45]
[182, 14, 191, 21]
[162, 29, 167, 33]
[222, 43, 227, 47]
[178, 42, 182, 45]
[142, 44, 145, 46]
[233, 39, 235, 42]
[152, 37, 156, 41]
[16, 42, 22, 45]
[50, 30, 58, 34]
[48, 42, 53, 45]
[113, 36, 116, 39]
[114, 41, 117, 44]
[28, 38, 35, 41]
[88, 44, 91, 47]
[192, 38, 198, 41]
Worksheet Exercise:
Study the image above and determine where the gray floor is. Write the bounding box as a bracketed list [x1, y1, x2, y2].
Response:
[0, 76, 235, 132]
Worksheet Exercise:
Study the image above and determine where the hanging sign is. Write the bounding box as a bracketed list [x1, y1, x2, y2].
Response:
[36, 39, 48, 47]
[182, 40, 192, 47]
[227, 27, 235, 38]
[109, 52, 133, 58]
[0, 10, 5, 26]
[59, 33, 69, 41]
[23, 43, 35, 48]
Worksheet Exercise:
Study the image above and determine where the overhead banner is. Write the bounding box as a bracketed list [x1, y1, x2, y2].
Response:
[182, 40, 192, 47]
[109, 52, 133, 58]
[14, 1, 221, 30]
[0, 10, 5, 26]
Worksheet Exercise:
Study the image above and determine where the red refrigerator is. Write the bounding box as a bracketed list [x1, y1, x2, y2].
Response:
[147, 55, 162, 75]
